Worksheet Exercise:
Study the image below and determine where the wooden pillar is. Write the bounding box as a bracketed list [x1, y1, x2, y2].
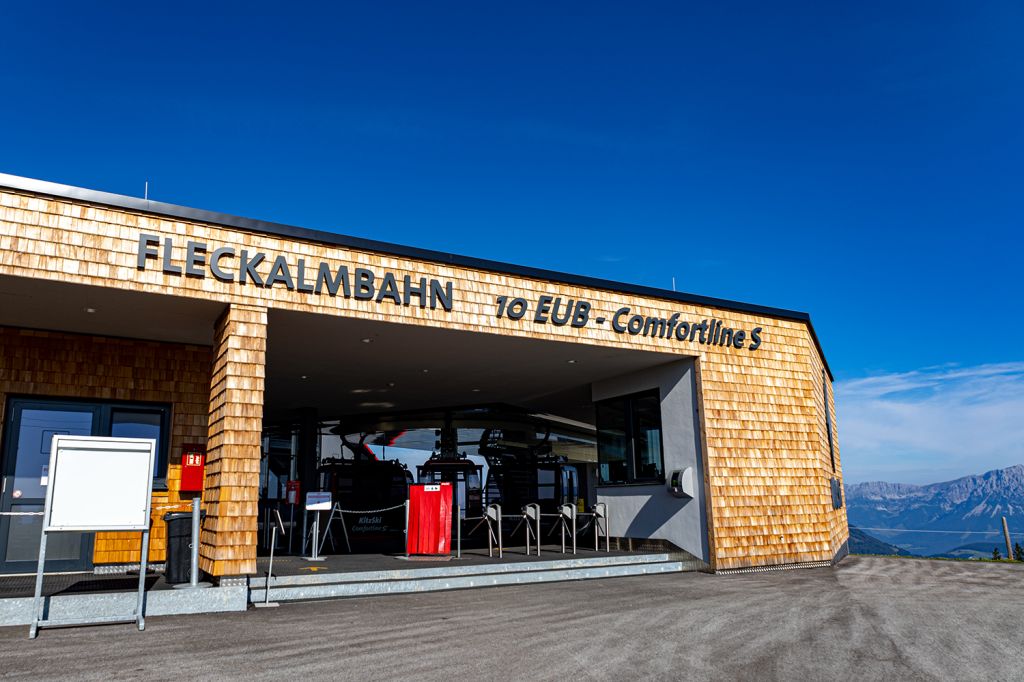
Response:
[200, 303, 266, 577]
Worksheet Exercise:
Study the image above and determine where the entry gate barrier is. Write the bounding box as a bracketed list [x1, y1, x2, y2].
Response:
[591, 502, 610, 552]
[522, 503, 541, 556]
[296, 496, 610, 560]
[459, 502, 610, 558]
[559, 504, 576, 555]
[458, 503, 504, 558]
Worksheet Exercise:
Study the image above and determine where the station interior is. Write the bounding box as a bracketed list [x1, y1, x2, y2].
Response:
[261, 308, 680, 556]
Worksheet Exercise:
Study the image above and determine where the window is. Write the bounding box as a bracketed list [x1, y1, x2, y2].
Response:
[822, 370, 836, 473]
[2, 397, 171, 488]
[596, 390, 664, 485]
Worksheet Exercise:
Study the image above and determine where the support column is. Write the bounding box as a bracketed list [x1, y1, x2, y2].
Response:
[200, 304, 267, 577]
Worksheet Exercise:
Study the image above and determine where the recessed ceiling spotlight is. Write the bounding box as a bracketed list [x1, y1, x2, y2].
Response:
[387, 382, 396, 388]
[300, 375, 308, 380]
[567, 359, 578, 364]
[84, 307, 97, 314]
[422, 369, 430, 373]
[361, 338, 374, 344]
[471, 388, 481, 393]
[351, 388, 372, 394]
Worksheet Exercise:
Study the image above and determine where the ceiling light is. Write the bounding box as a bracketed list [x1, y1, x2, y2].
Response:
[84, 307, 96, 314]
[361, 338, 374, 344]
[351, 388, 372, 394]
[300, 375, 308, 380]
[387, 382, 396, 388]
[422, 369, 429, 373]
[471, 388, 481, 393]
[567, 359, 578, 364]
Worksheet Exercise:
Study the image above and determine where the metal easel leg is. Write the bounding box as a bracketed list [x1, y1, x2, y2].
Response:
[137, 527, 151, 631]
[29, 530, 49, 639]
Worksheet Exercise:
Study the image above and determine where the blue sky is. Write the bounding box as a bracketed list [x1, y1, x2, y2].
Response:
[1, 2, 1021, 483]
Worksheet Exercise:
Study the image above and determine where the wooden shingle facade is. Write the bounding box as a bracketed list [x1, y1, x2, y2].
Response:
[0, 174, 847, 575]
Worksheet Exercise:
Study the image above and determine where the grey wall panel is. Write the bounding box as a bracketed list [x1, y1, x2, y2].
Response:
[592, 359, 709, 562]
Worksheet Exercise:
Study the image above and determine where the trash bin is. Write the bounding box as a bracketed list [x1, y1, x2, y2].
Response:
[163, 511, 205, 584]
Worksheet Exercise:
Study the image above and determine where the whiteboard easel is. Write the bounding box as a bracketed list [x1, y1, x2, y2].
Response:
[29, 436, 156, 639]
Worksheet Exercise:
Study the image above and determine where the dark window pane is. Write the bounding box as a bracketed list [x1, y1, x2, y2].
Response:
[111, 410, 165, 478]
[596, 390, 664, 485]
[537, 468, 556, 499]
[632, 393, 663, 481]
[110, 411, 161, 441]
[596, 398, 629, 484]
[12, 409, 93, 500]
[4, 503, 84, 562]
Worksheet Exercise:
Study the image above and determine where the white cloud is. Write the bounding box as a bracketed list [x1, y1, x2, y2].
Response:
[837, 362, 1024, 485]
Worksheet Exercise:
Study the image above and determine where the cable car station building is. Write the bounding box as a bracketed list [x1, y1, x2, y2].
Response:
[0, 172, 848, 593]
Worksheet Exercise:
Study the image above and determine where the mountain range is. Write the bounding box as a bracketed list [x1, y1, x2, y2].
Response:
[845, 464, 1024, 556]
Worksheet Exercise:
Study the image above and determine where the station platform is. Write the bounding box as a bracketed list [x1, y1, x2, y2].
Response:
[249, 545, 701, 604]
[0, 546, 704, 627]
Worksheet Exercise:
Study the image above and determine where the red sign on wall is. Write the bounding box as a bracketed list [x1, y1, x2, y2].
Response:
[407, 483, 453, 555]
[179, 446, 206, 493]
[286, 480, 301, 506]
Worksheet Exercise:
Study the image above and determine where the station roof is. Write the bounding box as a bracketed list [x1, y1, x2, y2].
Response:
[0, 171, 833, 379]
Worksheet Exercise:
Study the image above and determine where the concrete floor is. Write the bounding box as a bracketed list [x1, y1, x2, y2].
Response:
[0, 556, 1022, 681]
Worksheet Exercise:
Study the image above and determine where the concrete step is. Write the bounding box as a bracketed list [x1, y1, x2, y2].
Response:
[249, 557, 684, 603]
[250, 552, 673, 590]
[0, 584, 249, 627]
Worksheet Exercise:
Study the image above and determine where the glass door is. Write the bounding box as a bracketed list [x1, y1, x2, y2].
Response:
[0, 400, 100, 573]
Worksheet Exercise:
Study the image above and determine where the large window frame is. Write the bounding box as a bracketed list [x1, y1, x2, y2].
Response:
[595, 389, 666, 486]
[2, 396, 172, 489]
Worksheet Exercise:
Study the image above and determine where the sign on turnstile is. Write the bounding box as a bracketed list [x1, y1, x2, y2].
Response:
[407, 483, 452, 555]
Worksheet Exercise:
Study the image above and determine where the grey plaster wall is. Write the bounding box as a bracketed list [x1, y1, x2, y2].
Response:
[592, 359, 709, 562]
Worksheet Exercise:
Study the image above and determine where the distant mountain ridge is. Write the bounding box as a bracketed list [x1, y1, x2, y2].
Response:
[846, 464, 1024, 556]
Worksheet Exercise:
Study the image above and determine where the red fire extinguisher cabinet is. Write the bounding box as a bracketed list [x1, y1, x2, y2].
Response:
[407, 483, 453, 555]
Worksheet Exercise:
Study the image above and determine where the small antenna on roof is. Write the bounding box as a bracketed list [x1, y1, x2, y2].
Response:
[144, 180, 149, 201]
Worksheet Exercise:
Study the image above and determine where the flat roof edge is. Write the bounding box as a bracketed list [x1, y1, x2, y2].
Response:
[0, 171, 834, 379]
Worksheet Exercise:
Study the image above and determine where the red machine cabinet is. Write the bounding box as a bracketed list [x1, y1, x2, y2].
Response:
[407, 483, 453, 555]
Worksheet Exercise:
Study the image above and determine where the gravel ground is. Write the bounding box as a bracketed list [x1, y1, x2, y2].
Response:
[0, 555, 1021, 681]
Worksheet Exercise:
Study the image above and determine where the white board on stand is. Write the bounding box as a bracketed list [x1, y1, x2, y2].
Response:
[45, 436, 156, 532]
[305, 491, 332, 511]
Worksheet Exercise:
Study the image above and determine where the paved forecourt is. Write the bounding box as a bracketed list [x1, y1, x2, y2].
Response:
[0, 556, 1021, 681]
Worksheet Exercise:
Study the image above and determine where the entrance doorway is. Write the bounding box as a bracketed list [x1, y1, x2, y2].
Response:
[0, 397, 170, 574]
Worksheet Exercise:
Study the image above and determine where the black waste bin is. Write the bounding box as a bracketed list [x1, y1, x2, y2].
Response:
[163, 511, 205, 584]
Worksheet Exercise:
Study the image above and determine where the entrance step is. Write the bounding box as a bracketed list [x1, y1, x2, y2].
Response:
[248, 553, 684, 603]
